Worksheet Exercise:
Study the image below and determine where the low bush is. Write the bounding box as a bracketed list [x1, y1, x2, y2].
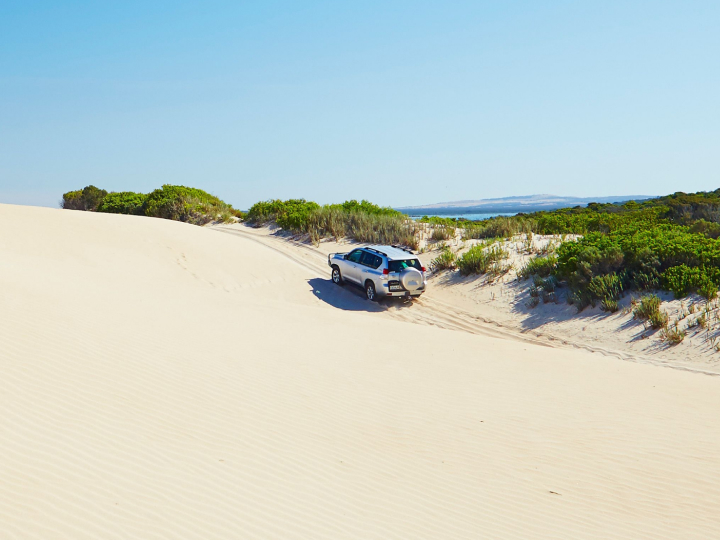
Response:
[431, 226, 455, 241]
[244, 199, 316, 226]
[62, 185, 108, 211]
[542, 275, 558, 292]
[663, 264, 719, 298]
[633, 295, 668, 328]
[143, 185, 235, 225]
[700, 282, 718, 301]
[600, 298, 619, 312]
[587, 273, 623, 302]
[527, 275, 559, 305]
[633, 295, 662, 321]
[542, 289, 556, 304]
[419, 215, 460, 227]
[62, 184, 239, 225]
[97, 192, 147, 215]
[649, 310, 669, 329]
[698, 313, 708, 328]
[519, 255, 557, 279]
[430, 248, 457, 272]
[690, 219, 720, 239]
[339, 199, 402, 217]
[462, 216, 534, 240]
[456, 244, 509, 276]
[662, 326, 686, 344]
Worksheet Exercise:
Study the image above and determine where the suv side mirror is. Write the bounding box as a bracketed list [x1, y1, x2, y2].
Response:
[343, 254, 348, 260]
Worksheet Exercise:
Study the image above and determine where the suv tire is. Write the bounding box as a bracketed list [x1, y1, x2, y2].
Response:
[365, 281, 377, 302]
[331, 265, 344, 285]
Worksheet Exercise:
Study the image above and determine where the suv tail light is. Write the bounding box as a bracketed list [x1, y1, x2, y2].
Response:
[421, 267, 426, 272]
[383, 268, 389, 275]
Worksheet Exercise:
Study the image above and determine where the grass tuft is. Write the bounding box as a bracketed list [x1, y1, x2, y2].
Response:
[430, 248, 457, 272]
[518, 256, 557, 280]
[456, 244, 509, 276]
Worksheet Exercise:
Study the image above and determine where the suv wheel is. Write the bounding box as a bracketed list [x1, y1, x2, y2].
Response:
[365, 281, 377, 302]
[331, 266, 343, 285]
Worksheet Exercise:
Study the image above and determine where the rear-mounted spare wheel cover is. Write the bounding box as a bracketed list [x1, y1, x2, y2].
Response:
[400, 268, 423, 291]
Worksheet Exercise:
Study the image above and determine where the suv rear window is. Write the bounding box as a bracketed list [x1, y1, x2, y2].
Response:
[360, 252, 382, 269]
[388, 259, 423, 272]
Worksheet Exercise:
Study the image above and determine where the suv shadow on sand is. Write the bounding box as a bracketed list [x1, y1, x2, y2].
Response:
[308, 278, 416, 312]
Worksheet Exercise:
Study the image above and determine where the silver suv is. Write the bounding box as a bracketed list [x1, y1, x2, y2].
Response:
[327, 245, 427, 301]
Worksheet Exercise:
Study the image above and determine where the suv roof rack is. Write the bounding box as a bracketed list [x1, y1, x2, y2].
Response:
[391, 244, 415, 255]
[364, 247, 388, 257]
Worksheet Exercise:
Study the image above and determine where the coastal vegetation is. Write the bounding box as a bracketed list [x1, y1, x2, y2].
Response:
[482, 190, 720, 309]
[246, 199, 418, 248]
[62, 184, 720, 310]
[62, 184, 242, 225]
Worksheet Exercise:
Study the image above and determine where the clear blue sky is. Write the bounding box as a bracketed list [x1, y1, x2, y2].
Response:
[1, 1, 718, 209]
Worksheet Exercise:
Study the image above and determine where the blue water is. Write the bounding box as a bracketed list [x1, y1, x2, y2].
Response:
[409, 212, 516, 222]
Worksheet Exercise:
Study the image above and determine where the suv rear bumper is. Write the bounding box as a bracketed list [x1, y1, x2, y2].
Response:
[380, 282, 425, 298]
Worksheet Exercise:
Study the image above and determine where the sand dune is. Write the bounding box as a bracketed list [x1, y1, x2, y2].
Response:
[2, 204, 720, 539]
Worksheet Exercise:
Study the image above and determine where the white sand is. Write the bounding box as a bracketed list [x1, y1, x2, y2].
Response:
[3, 204, 720, 539]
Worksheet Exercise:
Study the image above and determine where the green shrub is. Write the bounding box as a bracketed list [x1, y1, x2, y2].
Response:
[63, 184, 239, 225]
[143, 185, 234, 225]
[462, 216, 533, 240]
[698, 313, 708, 328]
[633, 295, 668, 328]
[662, 264, 717, 298]
[97, 192, 147, 215]
[61, 185, 108, 211]
[662, 326, 685, 344]
[519, 255, 557, 279]
[431, 226, 455, 241]
[456, 244, 509, 276]
[690, 219, 720, 239]
[601, 298, 619, 312]
[430, 248, 457, 272]
[419, 215, 460, 227]
[543, 275, 558, 292]
[525, 274, 559, 305]
[700, 282, 718, 301]
[246, 198, 321, 228]
[633, 295, 662, 321]
[587, 273, 623, 302]
[649, 310, 669, 329]
[340, 199, 401, 217]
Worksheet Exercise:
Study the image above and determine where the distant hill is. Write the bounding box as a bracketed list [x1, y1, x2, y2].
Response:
[396, 194, 654, 216]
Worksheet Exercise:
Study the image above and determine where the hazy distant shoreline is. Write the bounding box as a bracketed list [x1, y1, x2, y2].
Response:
[409, 212, 516, 221]
[397, 194, 653, 217]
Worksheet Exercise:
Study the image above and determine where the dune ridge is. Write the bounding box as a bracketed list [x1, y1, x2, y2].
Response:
[2, 204, 720, 539]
